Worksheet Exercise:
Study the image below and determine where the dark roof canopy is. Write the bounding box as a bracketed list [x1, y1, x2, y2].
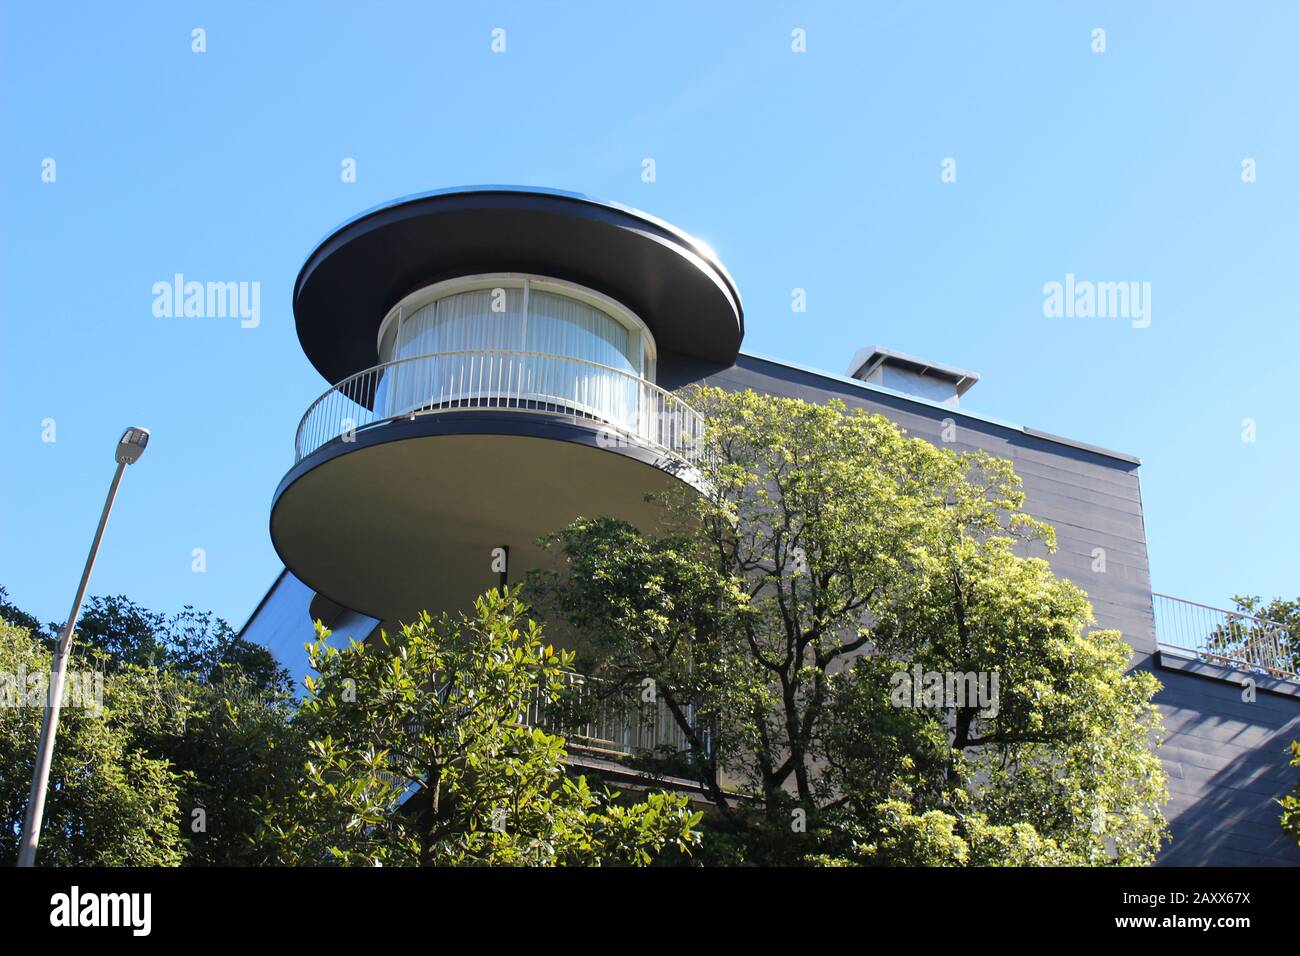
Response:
[294, 186, 745, 383]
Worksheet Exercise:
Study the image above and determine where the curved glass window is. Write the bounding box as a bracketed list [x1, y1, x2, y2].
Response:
[525, 290, 633, 373]
[384, 284, 641, 375]
[373, 277, 653, 433]
[394, 287, 526, 362]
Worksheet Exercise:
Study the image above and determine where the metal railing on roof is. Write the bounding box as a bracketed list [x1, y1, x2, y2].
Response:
[404, 672, 705, 759]
[525, 672, 706, 758]
[1153, 592, 1297, 681]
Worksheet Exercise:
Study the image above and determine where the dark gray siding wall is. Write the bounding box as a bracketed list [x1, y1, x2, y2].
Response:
[661, 351, 1300, 866]
[1154, 664, 1300, 866]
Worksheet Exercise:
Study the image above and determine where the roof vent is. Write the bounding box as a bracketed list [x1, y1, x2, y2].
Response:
[847, 346, 979, 408]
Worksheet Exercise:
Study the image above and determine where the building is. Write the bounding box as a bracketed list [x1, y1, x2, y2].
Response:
[242, 186, 1300, 866]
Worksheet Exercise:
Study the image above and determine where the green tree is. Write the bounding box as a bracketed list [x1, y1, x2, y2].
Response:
[1283, 741, 1300, 845]
[40, 592, 303, 863]
[1232, 594, 1300, 632]
[528, 387, 1168, 865]
[257, 588, 701, 866]
[1, 588, 302, 866]
[70, 594, 290, 694]
[134, 668, 303, 866]
[1227, 594, 1299, 676]
[0, 617, 187, 866]
[528, 517, 753, 811]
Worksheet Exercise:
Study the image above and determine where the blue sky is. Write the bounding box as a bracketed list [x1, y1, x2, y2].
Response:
[2, 2, 1297, 631]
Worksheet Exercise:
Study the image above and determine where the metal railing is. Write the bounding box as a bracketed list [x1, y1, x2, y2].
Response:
[293, 349, 707, 470]
[524, 672, 703, 758]
[1153, 593, 1297, 681]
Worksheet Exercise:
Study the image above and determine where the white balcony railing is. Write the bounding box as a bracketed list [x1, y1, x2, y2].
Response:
[524, 672, 705, 758]
[293, 349, 707, 471]
[1153, 592, 1297, 681]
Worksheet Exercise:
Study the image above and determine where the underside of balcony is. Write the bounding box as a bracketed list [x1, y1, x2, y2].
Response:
[271, 404, 702, 624]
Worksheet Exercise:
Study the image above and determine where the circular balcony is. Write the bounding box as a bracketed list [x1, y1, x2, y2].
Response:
[294, 349, 706, 469]
[271, 350, 707, 623]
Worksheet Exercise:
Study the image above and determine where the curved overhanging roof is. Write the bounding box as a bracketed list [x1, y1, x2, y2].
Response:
[294, 186, 745, 384]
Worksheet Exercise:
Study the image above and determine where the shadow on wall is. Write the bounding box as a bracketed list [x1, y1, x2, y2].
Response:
[1153, 665, 1300, 866]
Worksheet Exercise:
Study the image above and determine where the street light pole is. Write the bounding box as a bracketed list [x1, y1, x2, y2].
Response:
[17, 426, 149, 867]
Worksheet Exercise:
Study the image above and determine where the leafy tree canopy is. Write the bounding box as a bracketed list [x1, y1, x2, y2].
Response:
[1282, 742, 1300, 847]
[527, 386, 1169, 865]
[0, 617, 186, 866]
[69, 594, 290, 695]
[1, 588, 299, 866]
[257, 588, 702, 866]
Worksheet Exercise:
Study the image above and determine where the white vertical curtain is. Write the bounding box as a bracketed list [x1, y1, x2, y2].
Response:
[379, 282, 645, 431]
[525, 289, 638, 428]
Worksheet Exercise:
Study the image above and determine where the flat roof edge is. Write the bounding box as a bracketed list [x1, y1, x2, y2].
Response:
[738, 351, 1142, 467]
[1019, 427, 1141, 466]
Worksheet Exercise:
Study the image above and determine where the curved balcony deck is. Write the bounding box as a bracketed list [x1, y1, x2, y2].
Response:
[272, 350, 708, 622]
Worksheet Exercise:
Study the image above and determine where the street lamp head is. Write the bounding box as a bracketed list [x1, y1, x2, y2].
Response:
[115, 427, 150, 465]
